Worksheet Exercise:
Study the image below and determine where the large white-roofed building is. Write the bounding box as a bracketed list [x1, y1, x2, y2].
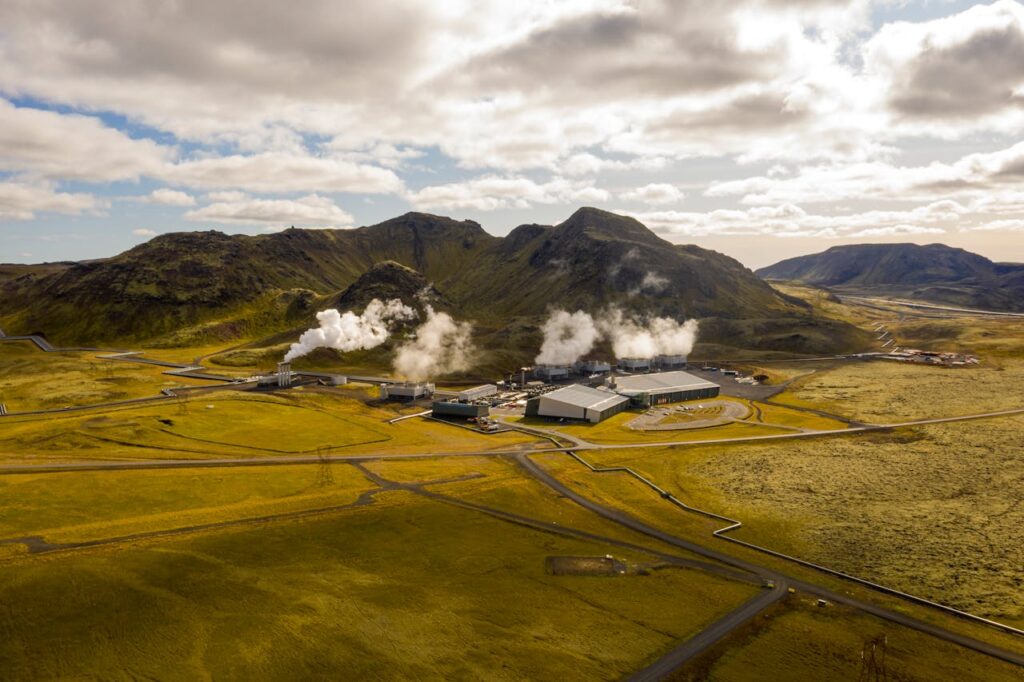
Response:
[525, 384, 631, 423]
[613, 370, 719, 407]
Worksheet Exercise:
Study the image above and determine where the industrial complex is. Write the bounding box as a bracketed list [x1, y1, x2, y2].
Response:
[526, 384, 631, 423]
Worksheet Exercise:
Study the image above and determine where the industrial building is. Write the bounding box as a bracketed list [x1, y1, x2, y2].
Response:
[432, 400, 489, 419]
[534, 364, 570, 381]
[457, 384, 497, 402]
[576, 359, 612, 374]
[618, 357, 652, 372]
[655, 354, 687, 369]
[613, 370, 719, 407]
[526, 384, 630, 423]
[380, 382, 435, 401]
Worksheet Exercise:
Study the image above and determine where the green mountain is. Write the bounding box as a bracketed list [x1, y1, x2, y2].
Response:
[0, 208, 872, 365]
[757, 243, 1024, 312]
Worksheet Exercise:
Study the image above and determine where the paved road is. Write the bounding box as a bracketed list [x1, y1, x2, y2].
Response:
[628, 582, 788, 681]
[839, 295, 1024, 318]
[513, 452, 1024, 670]
[4, 406, 1023, 475]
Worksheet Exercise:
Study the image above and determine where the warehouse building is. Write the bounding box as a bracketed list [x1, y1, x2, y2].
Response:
[432, 401, 489, 419]
[457, 384, 497, 402]
[613, 370, 718, 407]
[526, 384, 631, 423]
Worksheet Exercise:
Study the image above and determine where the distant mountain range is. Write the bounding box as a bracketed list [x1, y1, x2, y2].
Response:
[757, 243, 1024, 312]
[0, 208, 872, 369]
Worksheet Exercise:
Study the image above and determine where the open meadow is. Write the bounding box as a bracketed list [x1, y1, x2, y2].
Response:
[774, 358, 1024, 423]
[0, 389, 539, 465]
[682, 598, 1024, 682]
[0, 341, 214, 412]
[0, 460, 759, 680]
[582, 415, 1024, 628]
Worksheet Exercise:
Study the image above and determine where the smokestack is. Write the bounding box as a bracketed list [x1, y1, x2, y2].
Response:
[277, 362, 292, 387]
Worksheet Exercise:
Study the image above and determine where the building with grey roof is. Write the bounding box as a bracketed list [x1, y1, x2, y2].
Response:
[613, 370, 719, 407]
[526, 384, 631, 423]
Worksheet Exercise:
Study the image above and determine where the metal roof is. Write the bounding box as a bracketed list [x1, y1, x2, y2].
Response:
[614, 370, 717, 395]
[541, 384, 630, 411]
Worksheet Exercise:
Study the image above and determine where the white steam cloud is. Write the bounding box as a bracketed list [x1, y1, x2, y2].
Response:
[534, 307, 699, 365]
[536, 309, 601, 365]
[393, 305, 474, 381]
[284, 298, 416, 362]
[600, 308, 698, 358]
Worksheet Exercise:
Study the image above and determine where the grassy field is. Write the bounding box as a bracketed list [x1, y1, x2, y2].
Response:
[0, 463, 378, 550]
[683, 599, 1024, 681]
[583, 416, 1024, 627]
[774, 358, 1024, 423]
[0, 486, 758, 680]
[0, 390, 538, 464]
[0, 341, 215, 412]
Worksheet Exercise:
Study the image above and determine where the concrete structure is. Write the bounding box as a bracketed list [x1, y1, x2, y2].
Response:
[257, 374, 280, 388]
[526, 384, 630, 423]
[457, 384, 498, 402]
[655, 354, 687, 369]
[534, 364, 570, 381]
[323, 374, 348, 386]
[380, 382, 435, 401]
[613, 370, 719, 407]
[576, 359, 612, 374]
[432, 401, 489, 419]
[618, 357, 652, 372]
[277, 362, 292, 388]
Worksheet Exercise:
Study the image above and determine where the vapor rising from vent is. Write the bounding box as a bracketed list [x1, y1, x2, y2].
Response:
[534, 307, 699, 365]
[535, 310, 601, 365]
[600, 307, 699, 358]
[284, 298, 416, 362]
[393, 305, 474, 381]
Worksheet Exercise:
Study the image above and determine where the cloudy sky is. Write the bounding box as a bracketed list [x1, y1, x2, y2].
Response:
[2, 0, 1024, 268]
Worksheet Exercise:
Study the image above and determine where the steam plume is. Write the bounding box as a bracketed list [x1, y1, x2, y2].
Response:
[284, 298, 415, 362]
[393, 306, 474, 381]
[600, 307, 698, 358]
[535, 309, 601, 365]
[535, 307, 699, 365]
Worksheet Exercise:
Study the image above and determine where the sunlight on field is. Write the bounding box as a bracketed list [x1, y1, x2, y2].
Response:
[0, 341, 212, 412]
[0, 463, 376, 545]
[775, 359, 1024, 423]
[0, 390, 538, 463]
[590, 417, 1024, 626]
[0, 489, 756, 680]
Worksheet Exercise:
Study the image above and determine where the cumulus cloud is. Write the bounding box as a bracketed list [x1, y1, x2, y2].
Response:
[621, 183, 684, 206]
[185, 194, 354, 225]
[143, 189, 195, 206]
[0, 99, 171, 182]
[165, 153, 402, 195]
[406, 175, 609, 211]
[865, 0, 1024, 124]
[132, 228, 157, 237]
[0, 182, 104, 221]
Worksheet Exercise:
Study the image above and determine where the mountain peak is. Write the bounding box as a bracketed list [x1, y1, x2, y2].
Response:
[556, 207, 667, 247]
